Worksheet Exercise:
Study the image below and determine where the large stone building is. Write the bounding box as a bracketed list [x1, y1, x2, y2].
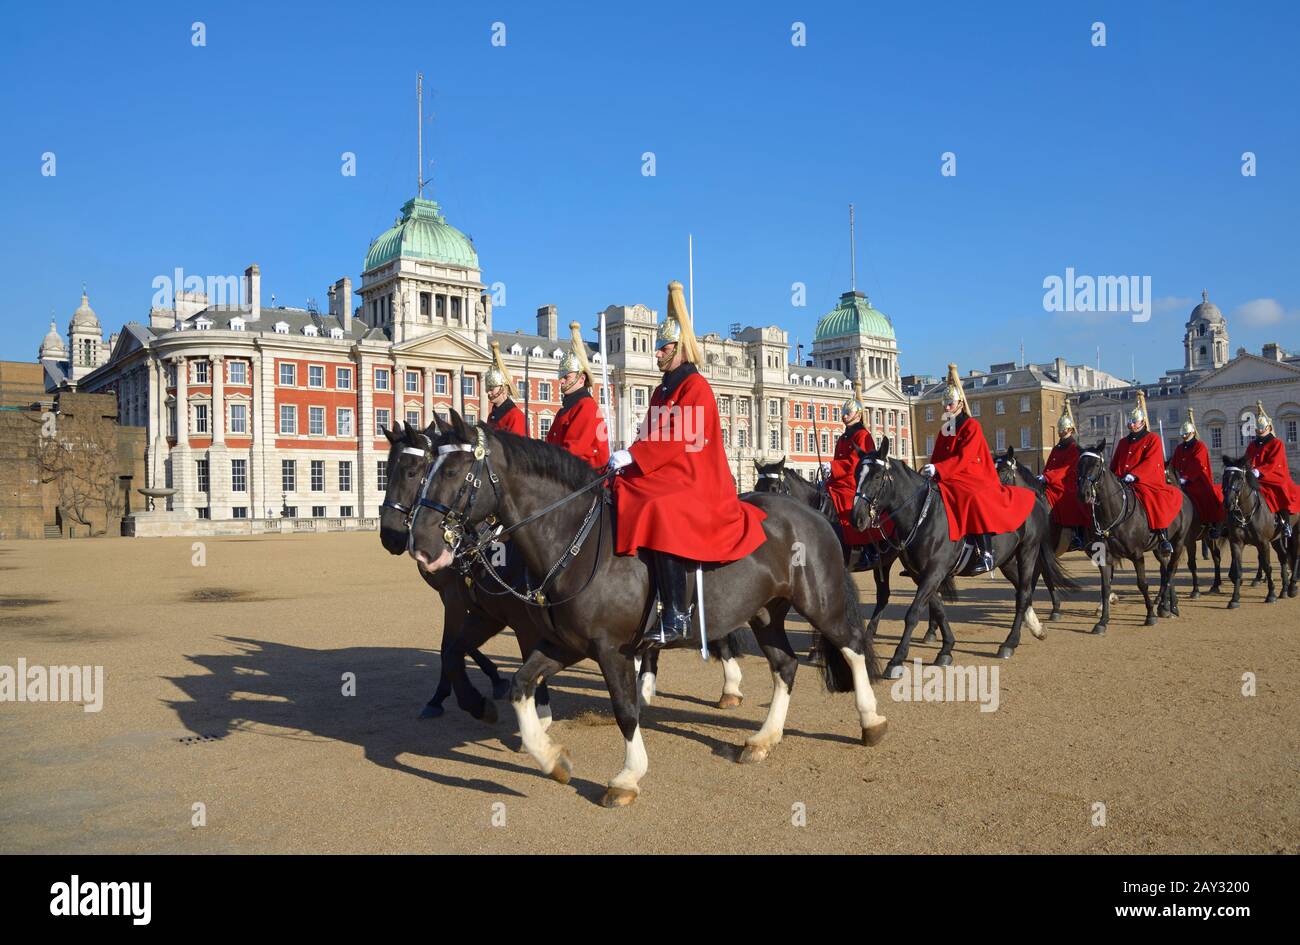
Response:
[33, 187, 913, 529]
[1073, 292, 1300, 478]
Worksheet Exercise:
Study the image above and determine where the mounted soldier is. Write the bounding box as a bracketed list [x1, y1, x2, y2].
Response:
[609, 280, 768, 647]
[922, 362, 1036, 574]
[1171, 407, 1224, 538]
[828, 382, 883, 570]
[1245, 400, 1299, 540]
[1039, 403, 1090, 551]
[1109, 389, 1181, 554]
[485, 341, 528, 436]
[546, 321, 610, 470]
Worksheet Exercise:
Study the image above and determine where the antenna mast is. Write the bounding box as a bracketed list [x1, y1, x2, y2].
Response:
[416, 73, 423, 197]
[849, 203, 856, 291]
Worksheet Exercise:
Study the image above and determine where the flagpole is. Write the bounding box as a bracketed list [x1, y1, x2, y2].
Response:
[599, 311, 613, 449]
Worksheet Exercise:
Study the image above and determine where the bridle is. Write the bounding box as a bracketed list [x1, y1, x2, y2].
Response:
[757, 469, 788, 496]
[853, 454, 934, 553]
[1222, 465, 1257, 532]
[402, 426, 613, 608]
[1078, 450, 1135, 538]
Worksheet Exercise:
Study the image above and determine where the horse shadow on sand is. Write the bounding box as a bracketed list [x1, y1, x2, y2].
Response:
[162, 635, 858, 804]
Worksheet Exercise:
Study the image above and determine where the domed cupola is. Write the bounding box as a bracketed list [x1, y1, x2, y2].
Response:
[1182, 289, 1230, 376]
[39, 320, 68, 361]
[1187, 288, 1224, 327]
[69, 289, 101, 333]
[364, 197, 479, 272]
[815, 291, 895, 342]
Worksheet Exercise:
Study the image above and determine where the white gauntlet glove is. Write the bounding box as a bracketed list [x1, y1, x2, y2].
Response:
[1123, 473, 1136, 483]
[1179, 477, 1188, 485]
[921, 463, 936, 479]
[608, 449, 633, 471]
[1252, 468, 1261, 479]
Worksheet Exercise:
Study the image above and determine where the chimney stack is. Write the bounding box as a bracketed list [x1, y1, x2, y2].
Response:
[333, 277, 353, 332]
[1262, 342, 1283, 362]
[537, 304, 558, 341]
[244, 264, 261, 321]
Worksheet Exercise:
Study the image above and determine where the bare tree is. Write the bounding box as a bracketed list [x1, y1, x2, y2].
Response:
[34, 409, 122, 535]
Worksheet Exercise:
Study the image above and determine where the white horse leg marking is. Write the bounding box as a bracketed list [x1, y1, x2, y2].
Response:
[512, 693, 564, 775]
[841, 647, 887, 730]
[537, 700, 553, 731]
[608, 725, 648, 794]
[638, 671, 657, 707]
[1026, 606, 1044, 639]
[745, 672, 791, 756]
[721, 657, 743, 698]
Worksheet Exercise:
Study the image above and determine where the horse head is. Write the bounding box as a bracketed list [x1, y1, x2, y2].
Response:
[753, 456, 788, 494]
[379, 421, 436, 555]
[851, 434, 903, 532]
[1076, 438, 1109, 505]
[1221, 454, 1256, 519]
[995, 445, 1018, 486]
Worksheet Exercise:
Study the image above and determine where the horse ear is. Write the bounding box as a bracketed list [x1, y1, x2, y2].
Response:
[449, 408, 473, 443]
[1007, 445, 1016, 460]
[777, 456, 786, 469]
[753, 460, 762, 471]
[383, 425, 401, 444]
[1098, 438, 1107, 454]
[432, 412, 451, 435]
[879, 435, 890, 457]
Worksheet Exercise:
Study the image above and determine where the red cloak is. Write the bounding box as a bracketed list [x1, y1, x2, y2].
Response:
[1245, 435, 1300, 515]
[487, 399, 527, 436]
[1171, 437, 1224, 524]
[546, 388, 610, 470]
[1109, 431, 1183, 530]
[614, 364, 767, 562]
[1041, 437, 1091, 527]
[930, 416, 1036, 541]
[827, 424, 889, 544]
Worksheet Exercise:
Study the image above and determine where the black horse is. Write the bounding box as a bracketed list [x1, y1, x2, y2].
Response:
[1162, 459, 1225, 598]
[754, 457, 950, 644]
[1220, 457, 1300, 606]
[1075, 440, 1193, 634]
[851, 435, 1078, 675]
[406, 411, 887, 808]
[380, 423, 751, 722]
[993, 446, 1082, 621]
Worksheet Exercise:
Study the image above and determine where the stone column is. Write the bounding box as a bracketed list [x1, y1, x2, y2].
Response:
[357, 352, 374, 517]
[170, 355, 190, 512]
[422, 366, 433, 426]
[149, 357, 167, 489]
[211, 355, 225, 445]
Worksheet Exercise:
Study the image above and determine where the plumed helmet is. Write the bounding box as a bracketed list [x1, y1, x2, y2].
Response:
[485, 342, 517, 399]
[655, 281, 702, 365]
[1255, 400, 1273, 433]
[942, 362, 967, 412]
[842, 381, 864, 421]
[558, 321, 594, 389]
[1180, 407, 1196, 438]
[1128, 389, 1148, 427]
[1058, 402, 1076, 435]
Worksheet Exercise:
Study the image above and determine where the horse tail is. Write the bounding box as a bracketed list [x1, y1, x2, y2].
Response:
[822, 569, 880, 691]
[1040, 540, 1082, 594]
[938, 575, 959, 602]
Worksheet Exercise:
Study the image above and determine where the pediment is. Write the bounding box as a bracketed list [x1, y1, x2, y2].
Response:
[1189, 354, 1300, 390]
[392, 329, 488, 362]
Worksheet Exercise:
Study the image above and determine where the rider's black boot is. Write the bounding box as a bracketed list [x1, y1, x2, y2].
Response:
[971, 533, 995, 574]
[1156, 529, 1174, 555]
[644, 551, 692, 648]
[1278, 513, 1293, 541]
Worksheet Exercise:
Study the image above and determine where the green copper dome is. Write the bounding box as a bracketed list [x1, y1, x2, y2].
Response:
[814, 291, 894, 341]
[364, 197, 479, 272]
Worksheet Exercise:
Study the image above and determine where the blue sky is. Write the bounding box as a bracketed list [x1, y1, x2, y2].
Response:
[1, 0, 1296, 381]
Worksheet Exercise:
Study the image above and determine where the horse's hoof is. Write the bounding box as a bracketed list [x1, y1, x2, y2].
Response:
[717, 693, 743, 710]
[1158, 606, 1171, 618]
[419, 702, 445, 719]
[600, 786, 637, 808]
[1144, 616, 1158, 627]
[548, 749, 573, 784]
[1171, 606, 1180, 617]
[933, 652, 953, 667]
[921, 629, 937, 644]
[1209, 585, 1222, 595]
[1090, 623, 1107, 636]
[861, 720, 888, 747]
[491, 679, 511, 700]
[1227, 600, 1241, 610]
[1288, 588, 1298, 599]
[995, 645, 1015, 660]
[1251, 579, 1262, 588]
[1265, 595, 1277, 604]
[1189, 590, 1201, 600]
[1049, 611, 1063, 622]
[885, 662, 905, 680]
[738, 743, 770, 764]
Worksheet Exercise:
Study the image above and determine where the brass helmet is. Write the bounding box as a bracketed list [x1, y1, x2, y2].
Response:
[1180, 407, 1197, 439]
[1128, 389, 1148, 428]
[842, 381, 864, 423]
[655, 280, 702, 364]
[1058, 402, 1076, 436]
[1255, 400, 1273, 434]
[485, 342, 517, 399]
[558, 321, 594, 389]
[941, 362, 967, 413]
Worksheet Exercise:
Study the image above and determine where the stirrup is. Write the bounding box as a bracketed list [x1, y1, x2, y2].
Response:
[971, 551, 995, 574]
[643, 606, 691, 649]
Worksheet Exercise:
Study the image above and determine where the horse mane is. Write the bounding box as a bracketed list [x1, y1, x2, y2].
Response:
[491, 428, 601, 489]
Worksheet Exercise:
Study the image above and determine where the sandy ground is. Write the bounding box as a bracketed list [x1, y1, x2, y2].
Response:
[0, 531, 1296, 854]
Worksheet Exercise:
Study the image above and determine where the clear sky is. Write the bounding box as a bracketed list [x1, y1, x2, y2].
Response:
[2, 0, 1296, 382]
